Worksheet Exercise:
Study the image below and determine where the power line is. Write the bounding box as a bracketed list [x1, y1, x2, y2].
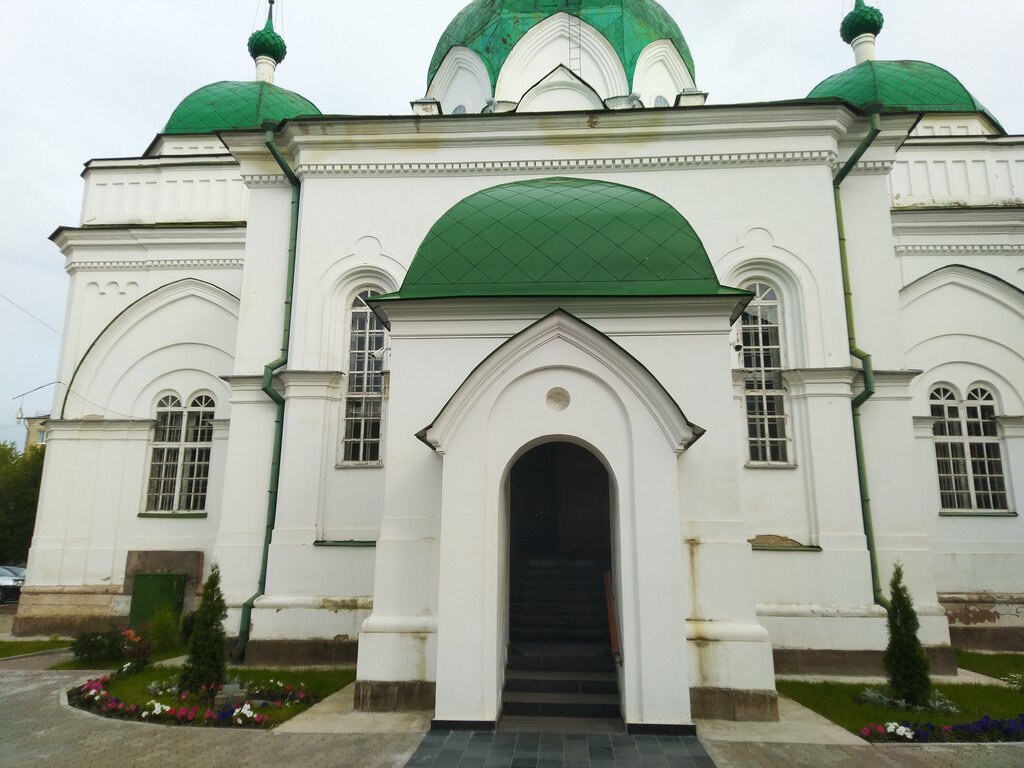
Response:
[0, 292, 62, 336]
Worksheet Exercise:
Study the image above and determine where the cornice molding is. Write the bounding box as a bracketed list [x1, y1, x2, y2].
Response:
[849, 159, 895, 175]
[68, 257, 244, 273]
[297, 150, 838, 179]
[895, 244, 1024, 255]
[241, 173, 291, 189]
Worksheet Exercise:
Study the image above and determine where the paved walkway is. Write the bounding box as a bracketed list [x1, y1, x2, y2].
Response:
[1, 663, 1023, 768]
[405, 729, 713, 767]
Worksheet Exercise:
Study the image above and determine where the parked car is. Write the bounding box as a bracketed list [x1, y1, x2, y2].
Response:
[0, 566, 25, 603]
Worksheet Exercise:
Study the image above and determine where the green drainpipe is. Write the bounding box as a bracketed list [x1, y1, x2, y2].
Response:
[232, 128, 301, 659]
[832, 112, 892, 613]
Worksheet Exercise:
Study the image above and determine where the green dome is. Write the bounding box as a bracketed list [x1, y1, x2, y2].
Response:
[808, 60, 999, 125]
[381, 177, 740, 300]
[427, 0, 694, 90]
[164, 81, 320, 135]
[840, 0, 884, 44]
[248, 18, 287, 64]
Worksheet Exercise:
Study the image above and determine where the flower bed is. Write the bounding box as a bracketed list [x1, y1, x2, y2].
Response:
[861, 715, 1024, 743]
[67, 667, 355, 729]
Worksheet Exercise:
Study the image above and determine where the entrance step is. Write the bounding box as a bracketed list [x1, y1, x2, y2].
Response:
[510, 626, 610, 643]
[497, 714, 625, 733]
[507, 641, 615, 673]
[510, 612, 607, 629]
[505, 669, 619, 695]
[510, 600, 606, 616]
[503, 691, 622, 719]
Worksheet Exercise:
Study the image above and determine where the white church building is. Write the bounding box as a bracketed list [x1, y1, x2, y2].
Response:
[16, 0, 1023, 730]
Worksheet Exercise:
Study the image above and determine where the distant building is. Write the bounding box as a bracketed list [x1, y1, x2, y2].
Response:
[22, 416, 49, 452]
[16, 0, 1023, 730]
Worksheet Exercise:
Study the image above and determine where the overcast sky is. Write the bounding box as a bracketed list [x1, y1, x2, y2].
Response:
[1, 0, 1022, 446]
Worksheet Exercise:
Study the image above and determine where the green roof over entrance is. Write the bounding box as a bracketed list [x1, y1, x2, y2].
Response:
[807, 60, 999, 127]
[381, 177, 739, 301]
[164, 81, 320, 135]
[428, 0, 694, 90]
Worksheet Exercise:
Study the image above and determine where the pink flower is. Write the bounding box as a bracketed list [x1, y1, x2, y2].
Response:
[860, 727, 871, 737]
[187, 712, 195, 721]
[205, 709, 213, 719]
[942, 725, 952, 732]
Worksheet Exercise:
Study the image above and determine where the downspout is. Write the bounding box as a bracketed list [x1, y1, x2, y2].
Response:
[232, 128, 301, 659]
[832, 111, 892, 612]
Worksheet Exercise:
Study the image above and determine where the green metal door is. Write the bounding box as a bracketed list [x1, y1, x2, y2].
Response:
[129, 573, 185, 629]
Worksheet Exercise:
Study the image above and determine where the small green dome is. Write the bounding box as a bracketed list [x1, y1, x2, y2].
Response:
[164, 81, 320, 135]
[428, 0, 694, 90]
[382, 177, 741, 301]
[808, 60, 999, 126]
[248, 21, 287, 64]
[840, 0, 884, 44]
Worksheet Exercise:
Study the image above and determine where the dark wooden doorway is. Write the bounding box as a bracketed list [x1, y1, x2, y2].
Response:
[509, 442, 611, 559]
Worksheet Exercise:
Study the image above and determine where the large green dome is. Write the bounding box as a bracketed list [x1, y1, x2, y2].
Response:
[380, 177, 740, 301]
[164, 81, 320, 135]
[808, 60, 998, 126]
[428, 0, 694, 90]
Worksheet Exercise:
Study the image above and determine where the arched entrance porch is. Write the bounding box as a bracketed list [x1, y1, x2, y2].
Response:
[505, 440, 621, 721]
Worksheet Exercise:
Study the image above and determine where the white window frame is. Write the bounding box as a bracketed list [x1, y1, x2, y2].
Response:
[144, 392, 215, 513]
[340, 289, 388, 466]
[735, 281, 792, 465]
[930, 385, 1010, 513]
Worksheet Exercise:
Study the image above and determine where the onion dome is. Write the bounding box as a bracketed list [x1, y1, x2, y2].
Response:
[378, 178, 743, 301]
[808, 60, 1000, 128]
[428, 0, 694, 90]
[840, 0, 884, 44]
[248, 0, 287, 64]
[164, 82, 319, 135]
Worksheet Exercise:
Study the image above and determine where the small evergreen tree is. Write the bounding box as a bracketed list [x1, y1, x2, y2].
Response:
[179, 563, 227, 695]
[883, 562, 931, 706]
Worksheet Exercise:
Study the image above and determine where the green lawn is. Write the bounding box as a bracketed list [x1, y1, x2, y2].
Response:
[49, 645, 187, 670]
[777, 680, 1024, 735]
[71, 665, 355, 727]
[956, 650, 1024, 681]
[0, 640, 70, 659]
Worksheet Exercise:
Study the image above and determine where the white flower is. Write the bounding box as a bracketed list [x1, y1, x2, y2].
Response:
[236, 718, 243, 725]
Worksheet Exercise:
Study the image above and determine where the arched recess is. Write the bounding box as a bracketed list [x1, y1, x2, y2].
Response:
[426, 46, 492, 115]
[495, 13, 629, 103]
[61, 279, 239, 420]
[901, 265, 1024, 413]
[296, 235, 402, 371]
[424, 310, 697, 726]
[718, 226, 828, 368]
[633, 39, 695, 108]
[517, 66, 606, 113]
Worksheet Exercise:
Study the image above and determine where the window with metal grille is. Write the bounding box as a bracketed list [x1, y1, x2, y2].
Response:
[145, 394, 215, 512]
[737, 282, 789, 463]
[930, 386, 1008, 511]
[342, 290, 387, 464]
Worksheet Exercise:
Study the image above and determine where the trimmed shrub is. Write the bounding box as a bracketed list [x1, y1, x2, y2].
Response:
[179, 564, 227, 695]
[71, 629, 126, 664]
[145, 606, 182, 653]
[883, 562, 932, 707]
[179, 609, 197, 644]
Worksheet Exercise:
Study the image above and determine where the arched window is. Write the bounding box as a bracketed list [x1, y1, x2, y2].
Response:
[145, 394, 215, 512]
[342, 290, 388, 463]
[930, 386, 1008, 511]
[737, 282, 789, 463]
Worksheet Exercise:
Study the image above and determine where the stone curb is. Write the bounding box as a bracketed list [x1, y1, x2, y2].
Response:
[0, 646, 71, 662]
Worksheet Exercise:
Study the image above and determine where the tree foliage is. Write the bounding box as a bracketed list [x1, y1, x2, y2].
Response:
[883, 562, 932, 706]
[0, 442, 45, 564]
[180, 563, 228, 695]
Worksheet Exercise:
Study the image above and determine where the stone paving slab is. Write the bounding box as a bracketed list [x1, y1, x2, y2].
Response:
[0, 669, 423, 768]
[403, 729, 715, 767]
[705, 740, 1024, 768]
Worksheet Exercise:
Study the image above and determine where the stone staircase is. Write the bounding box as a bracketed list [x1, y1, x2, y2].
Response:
[503, 559, 621, 722]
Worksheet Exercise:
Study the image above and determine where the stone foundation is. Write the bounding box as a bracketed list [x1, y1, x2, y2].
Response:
[689, 687, 779, 722]
[243, 638, 358, 667]
[773, 646, 958, 676]
[13, 587, 127, 637]
[354, 681, 436, 712]
[941, 593, 1024, 652]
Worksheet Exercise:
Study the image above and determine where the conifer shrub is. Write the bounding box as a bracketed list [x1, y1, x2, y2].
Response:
[883, 562, 932, 707]
[179, 564, 227, 696]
